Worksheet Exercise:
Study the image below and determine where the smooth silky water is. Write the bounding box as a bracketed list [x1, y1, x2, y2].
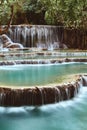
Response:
[0, 62, 86, 130]
[0, 86, 87, 130]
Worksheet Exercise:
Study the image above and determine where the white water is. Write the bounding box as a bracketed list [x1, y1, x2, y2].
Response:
[7, 25, 64, 49]
[0, 86, 86, 114]
[0, 87, 87, 130]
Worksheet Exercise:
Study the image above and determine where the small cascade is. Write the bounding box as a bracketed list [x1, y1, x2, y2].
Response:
[73, 81, 81, 96]
[0, 93, 4, 105]
[65, 87, 69, 99]
[0, 75, 85, 107]
[39, 88, 44, 105]
[81, 75, 87, 86]
[74, 85, 78, 96]
[0, 37, 3, 49]
[32, 87, 45, 106]
[68, 84, 76, 99]
[0, 58, 87, 66]
[7, 25, 66, 49]
[54, 87, 61, 102]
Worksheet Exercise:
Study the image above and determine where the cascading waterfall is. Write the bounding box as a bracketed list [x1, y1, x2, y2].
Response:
[0, 25, 87, 107]
[0, 81, 81, 106]
[81, 75, 87, 86]
[65, 87, 69, 99]
[39, 88, 44, 105]
[54, 87, 61, 102]
[0, 74, 86, 106]
[7, 25, 65, 49]
[0, 58, 87, 65]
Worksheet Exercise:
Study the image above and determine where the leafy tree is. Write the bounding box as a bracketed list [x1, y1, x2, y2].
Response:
[0, 0, 14, 34]
[0, 0, 87, 28]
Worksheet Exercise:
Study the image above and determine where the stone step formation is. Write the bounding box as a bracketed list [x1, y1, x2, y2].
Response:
[0, 25, 86, 107]
[0, 58, 87, 66]
[0, 75, 86, 107]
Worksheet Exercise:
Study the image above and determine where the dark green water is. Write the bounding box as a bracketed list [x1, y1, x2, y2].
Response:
[0, 62, 87, 87]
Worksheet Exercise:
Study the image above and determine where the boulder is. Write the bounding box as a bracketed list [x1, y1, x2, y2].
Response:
[1, 34, 24, 49]
[7, 43, 24, 49]
[1, 34, 12, 47]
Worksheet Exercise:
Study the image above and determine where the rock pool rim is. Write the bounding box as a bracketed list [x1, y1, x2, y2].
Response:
[0, 74, 84, 107]
[0, 59, 86, 106]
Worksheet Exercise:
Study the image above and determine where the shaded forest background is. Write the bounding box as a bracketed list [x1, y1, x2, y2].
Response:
[0, 0, 87, 49]
[0, 0, 87, 28]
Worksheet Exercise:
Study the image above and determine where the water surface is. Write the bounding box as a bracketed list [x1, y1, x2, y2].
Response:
[0, 62, 87, 87]
[0, 87, 87, 130]
[0, 62, 87, 130]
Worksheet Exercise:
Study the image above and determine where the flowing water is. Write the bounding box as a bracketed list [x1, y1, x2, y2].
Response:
[1, 50, 87, 61]
[0, 87, 87, 130]
[1, 25, 87, 130]
[7, 25, 64, 49]
[0, 62, 87, 87]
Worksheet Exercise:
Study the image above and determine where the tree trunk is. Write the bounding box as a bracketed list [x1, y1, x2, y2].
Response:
[0, 5, 14, 35]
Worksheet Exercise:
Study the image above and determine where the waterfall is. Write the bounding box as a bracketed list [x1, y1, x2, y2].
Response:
[81, 75, 87, 86]
[74, 85, 78, 96]
[0, 93, 4, 105]
[39, 88, 44, 105]
[65, 88, 69, 99]
[7, 25, 65, 49]
[0, 75, 85, 106]
[54, 87, 61, 102]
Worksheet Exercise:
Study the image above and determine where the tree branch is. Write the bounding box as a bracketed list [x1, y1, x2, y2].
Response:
[0, 5, 14, 35]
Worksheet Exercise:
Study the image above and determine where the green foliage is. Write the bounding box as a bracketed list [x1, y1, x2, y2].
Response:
[23, 0, 87, 28]
[43, 0, 87, 28]
[0, 2, 11, 24]
[0, 0, 26, 24]
[0, 0, 87, 28]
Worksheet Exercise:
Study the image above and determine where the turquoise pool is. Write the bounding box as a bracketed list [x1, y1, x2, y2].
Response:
[0, 62, 87, 130]
[0, 62, 87, 87]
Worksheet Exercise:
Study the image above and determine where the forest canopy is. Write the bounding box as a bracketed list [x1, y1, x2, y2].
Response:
[0, 0, 87, 28]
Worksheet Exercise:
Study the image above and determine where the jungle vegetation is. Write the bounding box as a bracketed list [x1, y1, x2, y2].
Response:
[0, 0, 87, 28]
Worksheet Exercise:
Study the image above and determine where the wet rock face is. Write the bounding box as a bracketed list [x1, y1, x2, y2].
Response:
[1, 34, 24, 49]
[0, 81, 80, 107]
